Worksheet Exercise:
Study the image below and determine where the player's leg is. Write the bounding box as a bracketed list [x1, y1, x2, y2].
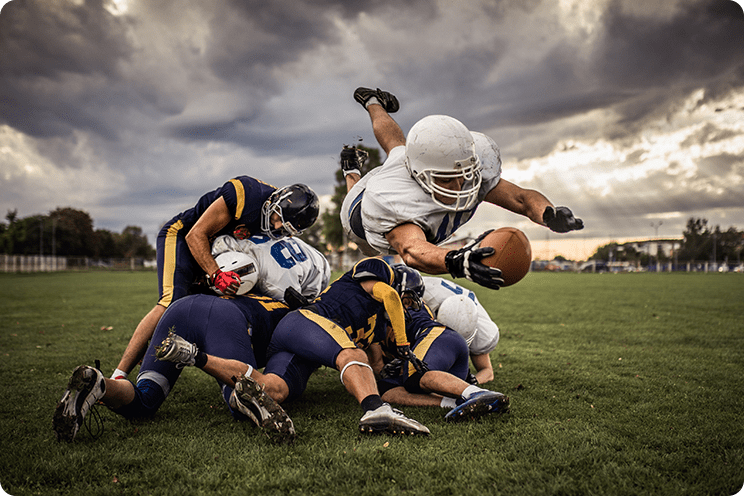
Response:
[113, 219, 197, 378]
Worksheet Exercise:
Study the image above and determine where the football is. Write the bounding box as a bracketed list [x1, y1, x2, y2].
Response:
[478, 227, 532, 286]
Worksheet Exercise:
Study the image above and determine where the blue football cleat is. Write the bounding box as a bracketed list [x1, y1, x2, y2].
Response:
[444, 390, 509, 422]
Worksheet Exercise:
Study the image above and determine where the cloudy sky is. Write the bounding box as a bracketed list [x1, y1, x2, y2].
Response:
[1, 0, 743, 260]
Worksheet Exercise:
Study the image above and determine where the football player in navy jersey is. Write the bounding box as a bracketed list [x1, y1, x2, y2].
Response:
[372, 264, 509, 422]
[111, 179, 319, 381]
[153, 257, 431, 437]
[53, 293, 297, 443]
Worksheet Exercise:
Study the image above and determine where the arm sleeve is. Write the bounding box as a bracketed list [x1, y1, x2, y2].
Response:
[370, 281, 409, 346]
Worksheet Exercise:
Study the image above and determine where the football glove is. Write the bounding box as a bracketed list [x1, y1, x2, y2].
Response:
[283, 286, 309, 310]
[353, 87, 400, 113]
[543, 206, 584, 233]
[465, 371, 478, 385]
[340, 145, 368, 177]
[380, 358, 404, 380]
[444, 230, 504, 290]
[211, 269, 241, 295]
[394, 344, 429, 374]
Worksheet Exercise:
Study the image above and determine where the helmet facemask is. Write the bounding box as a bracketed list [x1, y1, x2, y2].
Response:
[409, 155, 482, 211]
[261, 184, 319, 240]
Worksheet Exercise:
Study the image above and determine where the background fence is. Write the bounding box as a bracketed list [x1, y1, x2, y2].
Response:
[0, 255, 156, 273]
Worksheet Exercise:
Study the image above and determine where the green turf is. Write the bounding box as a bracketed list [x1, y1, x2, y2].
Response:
[1, 271, 742, 495]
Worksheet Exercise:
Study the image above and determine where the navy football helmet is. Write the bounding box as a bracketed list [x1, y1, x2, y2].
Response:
[392, 263, 425, 310]
[261, 184, 319, 239]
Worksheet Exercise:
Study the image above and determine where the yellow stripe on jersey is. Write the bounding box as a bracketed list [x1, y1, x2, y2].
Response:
[159, 220, 184, 308]
[371, 281, 408, 346]
[299, 309, 356, 349]
[408, 326, 446, 376]
[229, 178, 245, 220]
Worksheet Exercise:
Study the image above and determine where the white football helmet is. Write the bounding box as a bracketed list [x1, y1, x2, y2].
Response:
[405, 115, 482, 212]
[471, 131, 502, 171]
[212, 251, 258, 296]
[436, 294, 478, 346]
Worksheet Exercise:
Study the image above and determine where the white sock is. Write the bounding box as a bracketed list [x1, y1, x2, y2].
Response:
[111, 368, 128, 380]
[365, 96, 380, 108]
[440, 397, 457, 409]
[461, 384, 485, 400]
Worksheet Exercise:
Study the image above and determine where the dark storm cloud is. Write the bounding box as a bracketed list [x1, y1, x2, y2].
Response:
[0, 0, 132, 139]
[595, 0, 744, 129]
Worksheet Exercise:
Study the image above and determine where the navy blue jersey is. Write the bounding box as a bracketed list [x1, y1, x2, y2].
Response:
[307, 257, 395, 348]
[226, 293, 290, 367]
[175, 176, 277, 239]
[404, 302, 439, 343]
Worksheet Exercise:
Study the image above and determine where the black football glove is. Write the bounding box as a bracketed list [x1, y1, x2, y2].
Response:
[465, 371, 479, 385]
[380, 358, 404, 380]
[543, 206, 584, 233]
[444, 230, 504, 290]
[283, 287, 309, 310]
[340, 145, 368, 177]
[353, 87, 400, 113]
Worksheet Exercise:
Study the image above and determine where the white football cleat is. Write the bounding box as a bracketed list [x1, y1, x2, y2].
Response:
[155, 330, 198, 368]
[359, 403, 430, 436]
[53, 365, 106, 442]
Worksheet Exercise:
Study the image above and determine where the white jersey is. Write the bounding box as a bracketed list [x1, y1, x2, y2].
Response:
[211, 234, 330, 302]
[341, 135, 502, 254]
[422, 276, 500, 356]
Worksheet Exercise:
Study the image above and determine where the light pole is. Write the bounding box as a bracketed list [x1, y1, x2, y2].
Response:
[650, 221, 663, 271]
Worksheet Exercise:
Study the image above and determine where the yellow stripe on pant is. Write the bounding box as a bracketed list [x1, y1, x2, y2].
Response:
[299, 309, 357, 350]
[408, 326, 445, 376]
[159, 220, 184, 308]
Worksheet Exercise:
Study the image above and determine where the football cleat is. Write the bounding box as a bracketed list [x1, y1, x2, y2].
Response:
[353, 87, 400, 113]
[231, 374, 296, 443]
[155, 330, 198, 368]
[444, 390, 510, 422]
[53, 365, 106, 442]
[359, 403, 430, 436]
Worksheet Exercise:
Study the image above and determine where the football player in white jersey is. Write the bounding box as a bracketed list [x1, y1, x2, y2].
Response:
[341, 87, 583, 291]
[422, 276, 499, 385]
[210, 234, 331, 304]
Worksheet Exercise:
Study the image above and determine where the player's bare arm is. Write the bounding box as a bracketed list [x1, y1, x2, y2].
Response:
[484, 179, 552, 226]
[366, 105, 406, 154]
[185, 196, 233, 275]
[485, 179, 584, 233]
[385, 223, 450, 274]
[470, 353, 494, 384]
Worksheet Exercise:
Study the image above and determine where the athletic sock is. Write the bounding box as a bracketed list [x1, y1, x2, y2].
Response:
[461, 384, 486, 400]
[365, 96, 380, 108]
[361, 394, 384, 413]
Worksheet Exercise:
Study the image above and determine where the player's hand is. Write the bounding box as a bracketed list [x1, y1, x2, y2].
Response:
[380, 358, 404, 379]
[212, 269, 241, 295]
[445, 230, 504, 290]
[340, 145, 368, 177]
[283, 286, 309, 310]
[543, 206, 584, 233]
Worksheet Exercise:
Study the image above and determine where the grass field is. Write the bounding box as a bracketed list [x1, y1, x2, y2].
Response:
[1, 270, 743, 495]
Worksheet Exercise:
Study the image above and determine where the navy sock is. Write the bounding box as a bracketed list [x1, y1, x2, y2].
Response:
[361, 394, 384, 413]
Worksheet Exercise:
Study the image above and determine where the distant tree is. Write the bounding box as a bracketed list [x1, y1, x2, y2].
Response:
[92, 229, 120, 258]
[118, 225, 155, 259]
[322, 145, 381, 250]
[678, 218, 711, 262]
[49, 207, 96, 257]
[678, 218, 743, 263]
[298, 220, 325, 254]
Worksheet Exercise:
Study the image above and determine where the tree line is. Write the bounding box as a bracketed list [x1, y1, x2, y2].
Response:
[0, 207, 155, 259]
[590, 218, 744, 265]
